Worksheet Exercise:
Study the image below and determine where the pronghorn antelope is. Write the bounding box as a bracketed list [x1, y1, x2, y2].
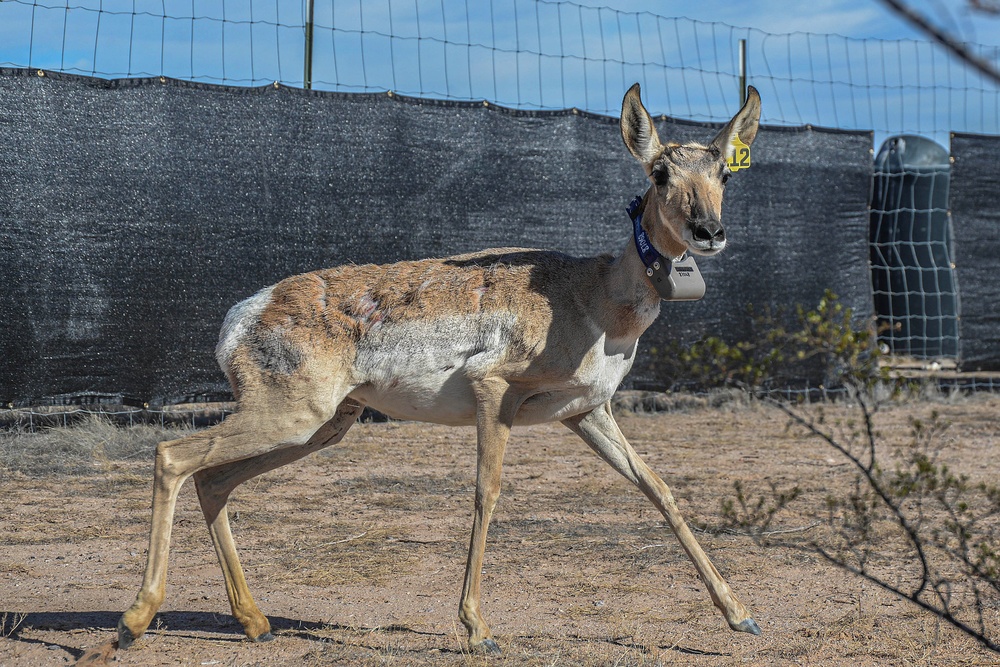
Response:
[118, 83, 762, 654]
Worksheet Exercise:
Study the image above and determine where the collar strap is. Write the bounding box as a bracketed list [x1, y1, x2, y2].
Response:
[627, 195, 684, 273]
[627, 195, 661, 270]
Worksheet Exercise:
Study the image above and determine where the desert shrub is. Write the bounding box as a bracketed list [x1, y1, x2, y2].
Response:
[654, 290, 887, 394]
[700, 292, 1000, 653]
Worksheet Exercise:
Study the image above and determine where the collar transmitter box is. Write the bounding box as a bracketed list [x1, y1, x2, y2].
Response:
[648, 255, 706, 301]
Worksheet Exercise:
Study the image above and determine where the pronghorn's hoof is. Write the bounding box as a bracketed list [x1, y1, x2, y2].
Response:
[251, 631, 275, 643]
[471, 638, 502, 655]
[729, 617, 762, 635]
[116, 620, 139, 650]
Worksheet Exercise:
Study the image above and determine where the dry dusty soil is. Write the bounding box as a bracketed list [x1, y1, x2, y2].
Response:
[1, 393, 999, 666]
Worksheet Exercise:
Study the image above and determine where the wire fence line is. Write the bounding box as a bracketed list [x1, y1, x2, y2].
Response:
[3, 375, 1000, 432]
[0, 405, 235, 431]
[1, 0, 998, 147]
[24, 375, 978, 421]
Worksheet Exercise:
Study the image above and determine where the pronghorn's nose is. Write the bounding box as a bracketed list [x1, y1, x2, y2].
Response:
[693, 220, 726, 245]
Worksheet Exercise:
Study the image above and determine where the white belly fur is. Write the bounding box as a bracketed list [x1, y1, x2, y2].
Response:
[347, 315, 637, 426]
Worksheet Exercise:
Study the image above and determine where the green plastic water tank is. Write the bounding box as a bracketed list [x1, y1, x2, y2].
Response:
[870, 135, 958, 359]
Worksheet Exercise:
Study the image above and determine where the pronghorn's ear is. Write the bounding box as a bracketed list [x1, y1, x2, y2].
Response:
[620, 83, 662, 165]
[710, 86, 761, 158]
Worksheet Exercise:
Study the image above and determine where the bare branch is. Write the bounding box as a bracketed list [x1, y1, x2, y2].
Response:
[880, 0, 1000, 84]
[970, 0, 1000, 16]
[766, 397, 937, 608]
[814, 547, 1000, 653]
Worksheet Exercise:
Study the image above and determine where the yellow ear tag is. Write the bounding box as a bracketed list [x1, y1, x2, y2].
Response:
[727, 133, 751, 172]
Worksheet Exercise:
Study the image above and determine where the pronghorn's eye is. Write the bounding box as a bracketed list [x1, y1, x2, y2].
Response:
[721, 171, 731, 186]
[652, 168, 669, 186]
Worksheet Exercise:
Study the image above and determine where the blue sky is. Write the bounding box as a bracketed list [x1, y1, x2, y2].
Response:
[1, 0, 997, 146]
[616, 0, 1000, 45]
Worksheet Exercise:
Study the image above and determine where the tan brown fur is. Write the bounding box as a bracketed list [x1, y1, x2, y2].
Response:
[118, 83, 763, 655]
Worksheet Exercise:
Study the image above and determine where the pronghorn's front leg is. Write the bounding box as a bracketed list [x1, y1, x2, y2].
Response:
[562, 402, 761, 635]
[458, 379, 521, 654]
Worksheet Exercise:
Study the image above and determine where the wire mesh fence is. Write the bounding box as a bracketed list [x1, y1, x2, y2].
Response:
[1, 0, 998, 414]
[869, 135, 959, 359]
[4, 373, 1000, 433]
[2, 0, 997, 145]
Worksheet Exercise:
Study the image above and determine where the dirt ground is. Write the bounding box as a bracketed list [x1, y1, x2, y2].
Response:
[1, 393, 998, 666]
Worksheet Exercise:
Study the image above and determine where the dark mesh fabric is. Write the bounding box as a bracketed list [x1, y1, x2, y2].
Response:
[950, 133, 1000, 372]
[0, 70, 874, 404]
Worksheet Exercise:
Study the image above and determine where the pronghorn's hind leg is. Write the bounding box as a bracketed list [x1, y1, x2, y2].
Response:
[117, 390, 351, 648]
[562, 402, 761, 636]
[192, 399, 366, 643]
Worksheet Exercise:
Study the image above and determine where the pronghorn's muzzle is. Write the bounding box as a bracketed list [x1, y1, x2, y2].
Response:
[687, 217, 726, 255]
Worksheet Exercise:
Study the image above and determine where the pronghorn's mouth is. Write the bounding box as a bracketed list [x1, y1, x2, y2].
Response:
[684, 232, 726, 256]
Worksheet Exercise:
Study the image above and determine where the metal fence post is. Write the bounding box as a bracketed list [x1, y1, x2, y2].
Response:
[739, 39, 747, 106]
[304, 0, 316, 90]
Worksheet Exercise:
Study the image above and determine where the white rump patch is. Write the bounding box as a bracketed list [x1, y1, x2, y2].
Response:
[215, 285, 275, 372]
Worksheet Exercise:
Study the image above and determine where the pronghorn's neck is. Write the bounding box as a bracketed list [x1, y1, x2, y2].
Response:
[600, 193, 664, 339]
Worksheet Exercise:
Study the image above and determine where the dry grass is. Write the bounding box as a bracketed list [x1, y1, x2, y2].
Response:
[0, 415, 194, 480]
[263, 524, 426, 588]
[0, 612, 27, 639]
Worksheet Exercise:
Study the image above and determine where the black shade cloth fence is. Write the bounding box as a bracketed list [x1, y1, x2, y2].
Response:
[950, 133, 1000, 372]
[0, 69, 874, 405]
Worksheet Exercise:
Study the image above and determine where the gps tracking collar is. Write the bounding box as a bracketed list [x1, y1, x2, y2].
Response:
[626, 195, 706, 302]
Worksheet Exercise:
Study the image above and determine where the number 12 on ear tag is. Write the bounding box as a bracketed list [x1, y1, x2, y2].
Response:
[727, 134, 751, 171]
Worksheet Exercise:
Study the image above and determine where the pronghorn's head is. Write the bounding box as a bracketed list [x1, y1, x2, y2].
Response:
[620, 83, 761, 259]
